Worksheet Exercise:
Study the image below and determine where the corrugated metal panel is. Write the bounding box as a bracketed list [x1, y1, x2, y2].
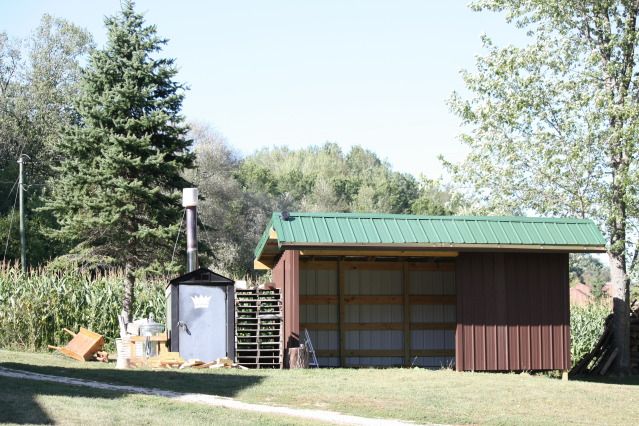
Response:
[256, 212, 605, 259]
[299, 266, 338, 359]
[345, 330, 404, 350]
[347, 357, 403, 367]
[345, 269, 402, 295]
[300, 269, 338, 296]
[455, 252, 570, 372]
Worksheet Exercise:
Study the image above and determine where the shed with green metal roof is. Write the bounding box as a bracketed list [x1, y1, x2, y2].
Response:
[255, 212, 606, 372]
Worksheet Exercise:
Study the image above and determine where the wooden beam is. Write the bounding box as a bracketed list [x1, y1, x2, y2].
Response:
[403, 262, 411, 367]
[338, 259, 346, 367]
[409, 295, 456, 305]
[316, 350, 339, 357]
[344, 350, 403, 357]
[411, 349, 455, 357]
[410, 322, 457, 330]
[299, 260, 339, 270]
[343, 295, 403, 304]
[315, 349, 455, 358]
[253, 259, 272, 270]
[300, 295, 338, 304]
[299, 249, 459, 257]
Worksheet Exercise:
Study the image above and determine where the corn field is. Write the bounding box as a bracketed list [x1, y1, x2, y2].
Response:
[570, 301, 611, 366]
[0, 263, 166, 351]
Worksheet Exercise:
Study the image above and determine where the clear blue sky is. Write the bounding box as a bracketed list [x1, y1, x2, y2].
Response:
[1, 1, 521, 178]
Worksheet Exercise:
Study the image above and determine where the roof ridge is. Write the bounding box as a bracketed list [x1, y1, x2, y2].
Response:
[272, 211, 595, 224]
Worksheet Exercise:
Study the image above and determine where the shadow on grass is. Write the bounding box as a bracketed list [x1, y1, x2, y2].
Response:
[1, 361, 266, 424]
[0, 374, 126, 424]
[1, 361, 265, 396]
[569, 374, 639, 386]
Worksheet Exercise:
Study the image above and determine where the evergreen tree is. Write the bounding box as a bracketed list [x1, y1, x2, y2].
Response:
[42, 1, 193, 320]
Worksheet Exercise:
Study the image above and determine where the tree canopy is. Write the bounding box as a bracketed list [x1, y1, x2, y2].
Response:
[0, 15, 93, 264]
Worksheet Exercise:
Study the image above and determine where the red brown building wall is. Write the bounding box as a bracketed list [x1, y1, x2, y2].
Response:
[272, 250, 300, 355]
[455, 252, 571, 371]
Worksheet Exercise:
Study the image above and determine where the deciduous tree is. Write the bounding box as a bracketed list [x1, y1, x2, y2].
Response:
[449, 0, 639, 373]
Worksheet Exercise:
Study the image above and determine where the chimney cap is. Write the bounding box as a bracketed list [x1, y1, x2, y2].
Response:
[182, 188, 198, 207]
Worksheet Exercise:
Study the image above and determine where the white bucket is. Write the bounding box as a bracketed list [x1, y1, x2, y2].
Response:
[115, 338, 131, 369]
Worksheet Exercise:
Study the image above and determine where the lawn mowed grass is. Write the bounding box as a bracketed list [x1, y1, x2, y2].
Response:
[2, 350, 639, 425]
[0, 372, 322, 425]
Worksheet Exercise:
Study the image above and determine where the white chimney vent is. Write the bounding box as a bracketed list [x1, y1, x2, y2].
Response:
[182, 188, 198, 207]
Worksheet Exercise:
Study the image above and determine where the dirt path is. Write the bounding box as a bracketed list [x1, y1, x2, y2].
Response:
[0, 367, 427, 426]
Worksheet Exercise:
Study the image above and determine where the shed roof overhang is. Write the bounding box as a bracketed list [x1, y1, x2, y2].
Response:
[253, 212, 607, 270]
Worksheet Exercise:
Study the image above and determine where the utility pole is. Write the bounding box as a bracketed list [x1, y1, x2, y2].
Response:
[17, 155, 27, 272]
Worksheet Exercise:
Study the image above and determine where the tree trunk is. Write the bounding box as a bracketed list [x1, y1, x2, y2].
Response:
[123, 262, 135, 322]
[609, 250, 630, 375]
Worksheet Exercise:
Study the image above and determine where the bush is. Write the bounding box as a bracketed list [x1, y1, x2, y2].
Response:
[570, 301, 611, 366]
[0, 263, 166, 351]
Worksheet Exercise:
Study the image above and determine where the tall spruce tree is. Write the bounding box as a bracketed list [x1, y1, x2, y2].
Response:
[42, 1, 193, 320]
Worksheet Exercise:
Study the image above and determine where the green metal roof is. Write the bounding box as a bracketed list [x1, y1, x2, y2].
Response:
[254, 212, 606, 262]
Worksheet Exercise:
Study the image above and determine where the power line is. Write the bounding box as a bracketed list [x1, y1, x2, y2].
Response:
[170, 209, 186, 264]
[3, 185, 19, 262]
[2, 177, 19, 204]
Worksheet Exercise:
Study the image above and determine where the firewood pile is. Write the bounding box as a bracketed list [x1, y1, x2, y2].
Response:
[571, 301, 639, 376]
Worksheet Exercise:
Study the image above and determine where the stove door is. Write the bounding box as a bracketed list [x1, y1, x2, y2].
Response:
[178, 285, 228, 361]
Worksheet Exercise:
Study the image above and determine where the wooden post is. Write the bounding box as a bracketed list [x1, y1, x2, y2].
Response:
[562, 370, 569, 381]
[338, 258, 346, 367]
[403, 262, 411, 367]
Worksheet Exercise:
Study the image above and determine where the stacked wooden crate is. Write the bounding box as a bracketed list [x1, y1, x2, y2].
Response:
[631, 308, 639, 374]
[571, 301, 639, 376]
[235, 288, 283, 368]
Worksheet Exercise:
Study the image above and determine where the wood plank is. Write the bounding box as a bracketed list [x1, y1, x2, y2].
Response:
[411, 349, 455, 357]
[410, 323, 456, 330]
[343, 295, 403, 304]
[299, 250, 459, 258]
[299, 260, 339, 270]
[403, 262, 410, 367]
[316, 350, 339, 357]
[344, 350, 403, 357]
[338, 259, 346, 367]
[253, 259, 271, 270]
[409, 295, 456, 305]
[299, 295, 338, 304]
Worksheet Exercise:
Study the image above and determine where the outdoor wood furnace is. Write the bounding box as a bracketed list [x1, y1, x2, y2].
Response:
[165, 267, 235, 361]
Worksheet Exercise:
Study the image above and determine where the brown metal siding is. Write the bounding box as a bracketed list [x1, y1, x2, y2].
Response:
[272, 250, 300, 357]
[456, 252, 570, 371]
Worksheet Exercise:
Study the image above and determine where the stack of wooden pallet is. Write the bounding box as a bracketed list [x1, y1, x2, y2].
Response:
[630, 306, 639, 374]
[571, 301, 639, 376]
[235, 288, 284, 369]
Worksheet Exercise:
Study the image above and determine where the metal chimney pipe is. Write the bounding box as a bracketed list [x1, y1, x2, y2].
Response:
[182, 188, 199, 272]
